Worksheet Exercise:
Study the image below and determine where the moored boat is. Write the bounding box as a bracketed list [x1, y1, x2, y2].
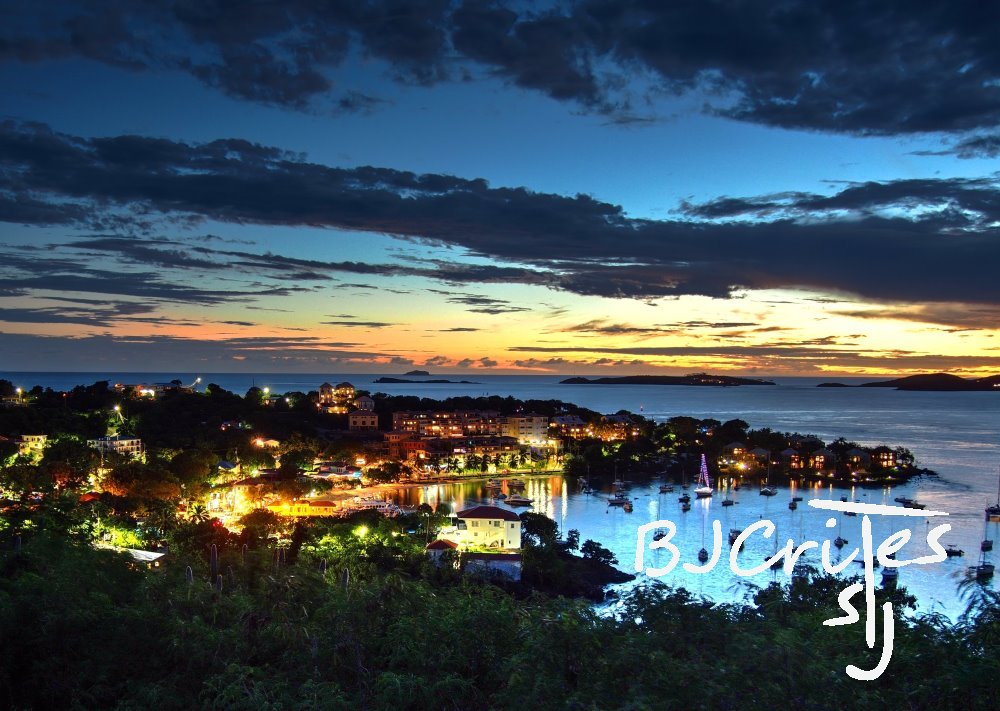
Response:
[505, 494, 533, 506]
[722, 497, 735, 507]
[946, 545, 964, 557]
[973, 562, 995, 580]
[987, 467, 1000, 522]
[694, 454, 713, 498]
[881, 566, 899, 586]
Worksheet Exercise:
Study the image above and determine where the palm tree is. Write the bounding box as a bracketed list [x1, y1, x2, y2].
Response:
[189, 503, 210, 523]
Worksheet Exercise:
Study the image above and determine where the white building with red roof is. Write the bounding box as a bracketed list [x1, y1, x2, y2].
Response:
[437, 505, 522, 551]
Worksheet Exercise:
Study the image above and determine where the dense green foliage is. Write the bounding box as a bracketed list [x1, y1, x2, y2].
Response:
[2, 523, 1000, 709]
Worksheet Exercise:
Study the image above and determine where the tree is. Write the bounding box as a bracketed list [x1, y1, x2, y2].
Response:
[238, 508, 282, 547]
[565, 529, 580, 551]
[580, 539, 618, 566]
[189, 503, 210, 523]
[365, 461, 411, 484]
[169, 449, 216, 488]
[519, 512, 558, 548]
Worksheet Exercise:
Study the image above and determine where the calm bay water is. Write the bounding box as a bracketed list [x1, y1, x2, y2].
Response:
[6, 371, 999, 618]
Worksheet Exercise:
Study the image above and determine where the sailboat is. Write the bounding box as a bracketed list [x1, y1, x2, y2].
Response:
[608, 463, 630, 506]
[694, 454, 713, 498]
[834, 513, 848, 549]
[767, 524, 782, 569]
[698, 509, 709, 562]
[972, 544, 995, 580]
[986, 465, 1000, 522]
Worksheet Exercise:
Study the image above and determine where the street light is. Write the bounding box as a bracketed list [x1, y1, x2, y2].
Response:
[15, 387, 21, 404]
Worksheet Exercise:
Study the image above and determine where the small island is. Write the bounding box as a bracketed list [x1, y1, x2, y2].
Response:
[403, 370, 430, 376]
[857, 373, 1000, 391]
[374, 377, 480, 384]
[561, 373, 775, 387]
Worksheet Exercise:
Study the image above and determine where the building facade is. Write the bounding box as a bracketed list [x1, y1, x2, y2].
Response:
[87, 436, 145, 460]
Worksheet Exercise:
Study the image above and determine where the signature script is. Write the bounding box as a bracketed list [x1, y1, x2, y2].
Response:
[634, 500, 950, 680]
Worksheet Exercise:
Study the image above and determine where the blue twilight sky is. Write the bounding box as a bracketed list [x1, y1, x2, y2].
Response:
[1, 1, 999, 376]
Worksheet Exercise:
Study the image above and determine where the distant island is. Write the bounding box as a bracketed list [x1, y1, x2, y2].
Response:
[860, 373, 1000, 391]
[560, 373, 775, 386]
[374, 377, 480, 384]
[403, 370, 430, 376]
[815, 373, 1000, 391]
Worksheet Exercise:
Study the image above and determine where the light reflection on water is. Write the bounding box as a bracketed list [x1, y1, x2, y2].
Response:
[387, 474, 997, 621]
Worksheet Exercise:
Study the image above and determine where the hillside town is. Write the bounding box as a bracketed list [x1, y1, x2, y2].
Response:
[0, 377, 924, 580]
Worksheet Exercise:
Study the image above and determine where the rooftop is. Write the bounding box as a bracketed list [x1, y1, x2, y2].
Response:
[456, 505, 521, 522]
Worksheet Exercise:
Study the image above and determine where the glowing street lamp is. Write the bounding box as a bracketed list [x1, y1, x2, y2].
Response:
[113, 404, 124, 423]
[15, 387, 21, 404]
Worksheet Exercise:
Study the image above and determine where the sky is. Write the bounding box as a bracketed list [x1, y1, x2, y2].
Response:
[1, 0, 1000, 376]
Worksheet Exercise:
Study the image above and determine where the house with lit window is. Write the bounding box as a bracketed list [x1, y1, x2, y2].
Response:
[551, 415, 590, 438]
[348, 410, 379, 431]
[780, 448, 802, 470]
[16, 434, 47, 458]
[87, 435, 145, 460]
[438, 505, 521, 550]
[845, 448, 872, 469]
[873, 447, 897, 468]
[504, 413, 548, 444]
[809, 448, 836, 474]
[317, 381, 356, 413]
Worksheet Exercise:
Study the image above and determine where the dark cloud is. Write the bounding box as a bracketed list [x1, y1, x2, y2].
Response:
[0, 331, 396, 371]
[444, 293, 531, 315]
[834, 303, 1000, 330]
[4, 1, 1000, 134]
[561, 320, 680, 337]
[322, 320, 394, 328]
[951, 134, 1000, 159]
[4, 123, 1000, 310]
[336, 91, 391, 115]
[439, 327, 479, 332]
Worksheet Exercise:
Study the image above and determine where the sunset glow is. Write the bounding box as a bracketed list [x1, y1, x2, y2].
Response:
[1, 3, 998, 376]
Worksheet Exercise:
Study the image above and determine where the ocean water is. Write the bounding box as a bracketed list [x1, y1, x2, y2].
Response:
[5, 371, 999, 617]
